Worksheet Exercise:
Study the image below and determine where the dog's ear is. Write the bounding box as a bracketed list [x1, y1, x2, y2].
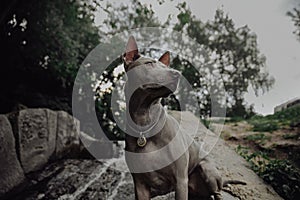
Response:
[159, 51, 170, 67]
[123, 36, 139, 68]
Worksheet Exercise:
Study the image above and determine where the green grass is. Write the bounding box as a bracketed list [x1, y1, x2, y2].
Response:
[282, 133, 299, 140]
[201, 118, 210, 128]
[233, 107, 300, 199]
[225, 116, 245, 123]
[236, 145, 300, 200]
[248, 106, 300, 132]
[245, 133, 271, 144]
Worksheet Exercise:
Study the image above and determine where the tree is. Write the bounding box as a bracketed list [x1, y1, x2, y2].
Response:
[0, 0, 275, 139]
[173, 3, 274, 118]
[102, 0, 164, 34]
[0, 0, 100, 113]
[288, 6, 300, 41]
[98, 0, 274, 121]
[93, 0, 166, 139]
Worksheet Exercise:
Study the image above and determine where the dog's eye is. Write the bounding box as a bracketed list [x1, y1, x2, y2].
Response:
[145, 62, 155, 67]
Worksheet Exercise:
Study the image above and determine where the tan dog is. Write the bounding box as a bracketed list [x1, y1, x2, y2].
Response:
[123, 36, 245, 200]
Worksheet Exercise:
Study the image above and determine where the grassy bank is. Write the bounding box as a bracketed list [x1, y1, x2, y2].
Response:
[248, 106, 300, 132]
[223, 106, 300, 199]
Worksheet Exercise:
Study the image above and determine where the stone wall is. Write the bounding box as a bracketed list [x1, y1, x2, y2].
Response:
[0, 108, 117, 197]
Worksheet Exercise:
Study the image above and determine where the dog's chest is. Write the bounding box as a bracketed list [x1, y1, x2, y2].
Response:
[143, 169, 175, 193]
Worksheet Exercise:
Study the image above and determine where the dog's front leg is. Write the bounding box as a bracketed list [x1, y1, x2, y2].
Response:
[175, 176, 188, 200]
[175, 158, 189, 200]
[133, 175, 150, 200]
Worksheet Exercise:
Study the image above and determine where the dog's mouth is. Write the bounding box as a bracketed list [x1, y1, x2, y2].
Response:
[140, 82, 178, 91]
[140, 83, 164, 90]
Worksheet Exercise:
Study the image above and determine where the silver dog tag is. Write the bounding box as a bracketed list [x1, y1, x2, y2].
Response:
[137, 134, 147, 147]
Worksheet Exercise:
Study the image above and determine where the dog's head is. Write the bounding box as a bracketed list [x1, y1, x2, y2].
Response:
[123, 36, 180, 106]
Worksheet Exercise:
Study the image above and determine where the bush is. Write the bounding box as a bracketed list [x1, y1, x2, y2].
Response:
[245, 133, 271, 144]
[282, 133, 299, 140]
[251, 120, 279, 132]
[236, 145, 300, 200]
[248, 106, 300, 132]
[225, 116, 245, 123]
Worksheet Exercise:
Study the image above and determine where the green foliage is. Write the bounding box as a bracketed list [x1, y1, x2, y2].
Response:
[93, 0, 276, 139]
[272, 106, 300, 124]
[100, 0, 274, 121]
[1, 0, 276, 139]
[103, 0, 164, 34]
[94, 0, 166, 139]
[249, 106, 300, 132]
[225, 116, 245, 123]
[288, 6, 300, 41]
[5, 0, 99, 87]
[0, 0, 100, 113]
[173, 3, 274, 117]
[201, 118, 210, 129]
[236, 145, 300, 200]
[250, 119, 279, 132]
[94, 56, 125, 140]
[282, 133, 299, 140]
[245, 133, 271, 144]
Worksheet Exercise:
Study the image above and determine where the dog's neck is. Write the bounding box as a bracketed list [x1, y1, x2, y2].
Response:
[126, 102, 165, 141]
[123, 81, 169, 144]
[128, 92, 161, 127]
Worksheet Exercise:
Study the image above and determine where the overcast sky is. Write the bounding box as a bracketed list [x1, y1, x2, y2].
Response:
[95, 0, 300, 115]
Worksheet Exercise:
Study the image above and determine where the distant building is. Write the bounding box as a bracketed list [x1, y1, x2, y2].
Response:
[274, 97, 300, 113]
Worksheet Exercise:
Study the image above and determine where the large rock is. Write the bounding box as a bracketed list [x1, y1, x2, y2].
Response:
[55, 111, 80, 158]
[0, 115, 25, 195]
[9, 109, 57, 173]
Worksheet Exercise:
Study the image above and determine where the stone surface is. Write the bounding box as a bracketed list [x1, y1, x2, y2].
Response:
[75, 167, 122, 200]
[9, 159, 119, 200]
[9, 109, 57, 173]
[0, 115, 25, 196]
[55, 111, 80, 158]
[79, 132, 118, 159]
